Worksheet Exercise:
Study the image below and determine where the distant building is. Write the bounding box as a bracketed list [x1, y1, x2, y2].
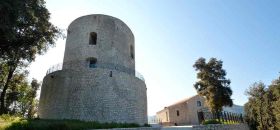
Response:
[156, 95, 244, 126]
[156, 95, 206, 126]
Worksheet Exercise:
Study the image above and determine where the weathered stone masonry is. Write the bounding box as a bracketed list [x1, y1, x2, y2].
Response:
[38, 14, 147, 125]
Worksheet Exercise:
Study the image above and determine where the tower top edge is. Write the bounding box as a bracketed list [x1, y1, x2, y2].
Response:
[68, 14, 134, 35]
[72, 14, 119, 21]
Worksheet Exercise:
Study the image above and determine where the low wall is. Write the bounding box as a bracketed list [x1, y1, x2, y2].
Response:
[192, 123, 249, 130]
[93, 123, 249, 130]
[94, 128, 160, 130]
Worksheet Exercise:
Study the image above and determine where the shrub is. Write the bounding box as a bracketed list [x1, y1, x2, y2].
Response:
[0, 114, 21, 122]
[143, 123, 151, 127]
[202, 119, 221, 125]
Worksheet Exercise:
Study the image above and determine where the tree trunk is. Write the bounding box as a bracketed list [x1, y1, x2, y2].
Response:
[216, 111, 221, 123]
[0, 65, 16, 114]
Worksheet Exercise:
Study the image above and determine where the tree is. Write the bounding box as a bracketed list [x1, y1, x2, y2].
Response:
[0, 61, 28, 114]
[0, 0, 61, 114]
[245, 82, 267, 130]
[244, 78, 280, 130]
[6, 71, 30, 115]
[1, 68, 40, 118]
[193, 57, 233, 115]
[26, 79, 40, 118]
[270, 77, 280, 129]
[244, 99, 258, 130]
[263, 88, 276, 129]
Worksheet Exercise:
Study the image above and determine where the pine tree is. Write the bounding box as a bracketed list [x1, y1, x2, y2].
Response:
[193, 57, 233, 115]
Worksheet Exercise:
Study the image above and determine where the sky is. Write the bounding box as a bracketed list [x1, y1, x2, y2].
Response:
[29, 0, 280, 116]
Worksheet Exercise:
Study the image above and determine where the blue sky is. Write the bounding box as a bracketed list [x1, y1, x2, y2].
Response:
[29, 0, 280, 116]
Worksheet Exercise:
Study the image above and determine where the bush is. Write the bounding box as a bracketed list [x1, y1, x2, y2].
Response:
[143, 123, 151, 127]
[202, 119, 221, 125]
[0, 114, 21, 122]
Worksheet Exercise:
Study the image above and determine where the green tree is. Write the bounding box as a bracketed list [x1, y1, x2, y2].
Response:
[244, 98, 258, 130]
[244, 79, 280, 130]
[270, 77, 280, 129]
[26, 79, 40, 118]
[245, 82, 267, 130]
[0, 61, 28, 114]
[6, 71, 30, 115]
[263, 89, 276, 130]
[0, 0, 61, 114]
[193, 57, 233, 115]
[1, 69, 40, 118]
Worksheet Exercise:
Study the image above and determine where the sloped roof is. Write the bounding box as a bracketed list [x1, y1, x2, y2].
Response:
[166, 95, 200, 107]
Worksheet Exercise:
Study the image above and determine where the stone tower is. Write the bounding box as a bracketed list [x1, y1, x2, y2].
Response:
[38, 14, 147, 125]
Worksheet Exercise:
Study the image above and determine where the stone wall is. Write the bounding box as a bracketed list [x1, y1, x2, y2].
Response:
[38, 14, 147, 125]
[38, 68, 147, 125]
[156, 109, 169, 124]
[63, 14, 135, 71]
[94, 128, 160, 130]
[88, 124, 249, 130]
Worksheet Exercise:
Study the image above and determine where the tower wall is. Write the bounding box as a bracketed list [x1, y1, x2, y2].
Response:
[38, 14, 147, 125]
[62, 14, 135, 71]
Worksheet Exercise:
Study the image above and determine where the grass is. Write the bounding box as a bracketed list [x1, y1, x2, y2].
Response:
[0, 114, 22, 130]
[0, 115, 149, 130]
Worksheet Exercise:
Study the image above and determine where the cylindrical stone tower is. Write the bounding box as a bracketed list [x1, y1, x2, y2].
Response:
[38, 14, 147, 125]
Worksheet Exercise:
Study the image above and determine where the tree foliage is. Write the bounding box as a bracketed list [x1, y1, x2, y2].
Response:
[0, 64, 40, 118]
[0, 0, 61, 57]
[0, 0, 61, 114]
[193, 57, 233, 113]
[245, 77, 280, 130]
[271, 78, 280, 129]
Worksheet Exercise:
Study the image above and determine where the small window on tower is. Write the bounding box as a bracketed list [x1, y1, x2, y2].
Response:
[89, 32, 97, 45]
[176, 110, 180, 116]
[88, 58, 97, 68]
[197, 101, 202, 107]
[130, 45, 134, 59]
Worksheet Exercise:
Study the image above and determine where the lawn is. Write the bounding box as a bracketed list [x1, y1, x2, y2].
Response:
[0, 115, 148, 130]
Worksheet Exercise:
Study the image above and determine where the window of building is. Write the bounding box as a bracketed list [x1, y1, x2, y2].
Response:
[89, 58, 97, 68]
[130, 45, 134, 59]
[197, 101, 202, 107]
[89, 32, 97, 45]
[176, 110, 180, 116]
[166, 112, 168, 121]
[109, 71, 112, 77]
